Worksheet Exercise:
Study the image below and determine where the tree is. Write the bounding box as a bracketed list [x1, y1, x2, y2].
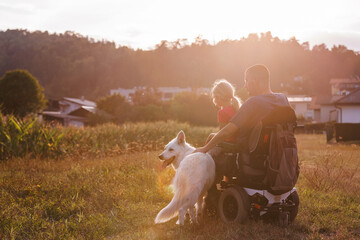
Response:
[1, 29, 360, 99]
[129, 87, 162, 106]
[0, 69, 47, 117]
[96, 93, 131, 122]
[171, 92, 217, 126]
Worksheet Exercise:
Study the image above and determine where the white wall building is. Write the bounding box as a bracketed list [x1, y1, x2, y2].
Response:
[42, 97, 96, 127]
[110, 88, 138, 101]
[310, 89, 360, 123]
[309, 95, 342, 123]
[157, 87, 192, 101]
[110, 87, 210, 102]
[287, 95, 313, 120]
[333, 88, 360, 123]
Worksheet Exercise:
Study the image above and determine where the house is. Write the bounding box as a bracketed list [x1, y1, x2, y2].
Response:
[309, 77, 360, 123]
[333, 88, 360, 123]
[110, 87, 139, 102]
[59, 97, 96, 114]
[158, 87, 192, 101]
[41, 97, 96, 127]
[287, 95, 313, 120]
[309, 95, 342, 123]
[157, 87, 210, 101]
[310, 89, 360, 123]
[110, 87, 210, 102]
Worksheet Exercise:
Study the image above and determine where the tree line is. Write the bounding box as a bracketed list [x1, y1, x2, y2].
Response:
[0, 69, 218, 126]
[1, 29, 360, 101]
[91, 90, 218, 126]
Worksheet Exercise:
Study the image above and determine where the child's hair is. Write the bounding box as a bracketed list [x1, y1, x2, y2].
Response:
[211, 79, 241, 111]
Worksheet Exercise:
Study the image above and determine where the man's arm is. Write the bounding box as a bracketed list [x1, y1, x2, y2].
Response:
[194, 122, 239, 153]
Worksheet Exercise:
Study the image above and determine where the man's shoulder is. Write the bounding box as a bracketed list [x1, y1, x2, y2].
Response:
[246, 93, 287, 102]
[242, 93, 289, 108]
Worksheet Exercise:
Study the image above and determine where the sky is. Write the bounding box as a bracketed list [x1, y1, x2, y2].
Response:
[1, 0, 360, 51]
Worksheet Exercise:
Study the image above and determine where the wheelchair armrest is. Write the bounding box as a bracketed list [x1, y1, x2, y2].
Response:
[216, 142, 242, 153]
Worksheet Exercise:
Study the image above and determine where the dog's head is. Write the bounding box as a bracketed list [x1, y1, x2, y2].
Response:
[159, 130, 187, 169]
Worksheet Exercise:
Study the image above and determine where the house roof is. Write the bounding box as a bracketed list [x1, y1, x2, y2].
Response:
[309, 95, 342, 109]
[63, 97, 96, 107]
[334, 88, 360, 105]
[68, 106, 96, 117]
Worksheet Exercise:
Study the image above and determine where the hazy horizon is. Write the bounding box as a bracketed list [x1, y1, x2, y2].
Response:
[1, 0, 360, 51]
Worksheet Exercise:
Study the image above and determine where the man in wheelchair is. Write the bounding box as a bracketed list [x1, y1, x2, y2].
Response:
[194, 64, 300, 226]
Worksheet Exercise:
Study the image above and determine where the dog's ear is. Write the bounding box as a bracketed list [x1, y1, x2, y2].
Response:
[177, 130, 185, 144]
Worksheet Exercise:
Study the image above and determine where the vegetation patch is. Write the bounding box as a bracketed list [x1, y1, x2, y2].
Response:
[0, 117, 216, 160]
[0, 134, 359, 239]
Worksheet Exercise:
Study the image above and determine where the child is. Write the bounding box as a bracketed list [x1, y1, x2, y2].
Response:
[206, 79, 242, 201]
[206, 79, 241, 144]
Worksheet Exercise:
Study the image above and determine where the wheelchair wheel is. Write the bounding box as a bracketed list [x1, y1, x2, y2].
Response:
[218, 186, 249, 223]
[287, 191, 299, 222]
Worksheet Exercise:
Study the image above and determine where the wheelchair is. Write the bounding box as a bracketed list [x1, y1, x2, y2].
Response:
[206, 106, 300, 227]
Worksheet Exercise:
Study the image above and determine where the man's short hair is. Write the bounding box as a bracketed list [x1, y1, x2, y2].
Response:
[245, 64, 270, 86]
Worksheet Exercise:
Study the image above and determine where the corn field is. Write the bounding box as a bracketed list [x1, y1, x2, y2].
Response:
[0, 115, 216, 160]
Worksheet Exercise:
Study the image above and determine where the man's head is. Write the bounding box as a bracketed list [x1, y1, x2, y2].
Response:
[244, 64, 271, 96]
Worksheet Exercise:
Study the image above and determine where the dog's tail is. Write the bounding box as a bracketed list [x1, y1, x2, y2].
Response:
[154, 189, 182, 224]
[155, 177, 203, 224]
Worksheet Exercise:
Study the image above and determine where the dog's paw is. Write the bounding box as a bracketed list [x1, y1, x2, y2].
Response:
[176, 219, 184, 225]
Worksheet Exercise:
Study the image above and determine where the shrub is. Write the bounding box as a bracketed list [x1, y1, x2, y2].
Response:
[171, 92, 217, 126]
[0, 70, 47, 117]
[95, 94, 131, 123]
[301, 151, 359, 194]
[130, 104, 170, 122]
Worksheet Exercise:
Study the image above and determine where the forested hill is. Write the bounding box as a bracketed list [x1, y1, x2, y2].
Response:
[1, 29, 360, 100]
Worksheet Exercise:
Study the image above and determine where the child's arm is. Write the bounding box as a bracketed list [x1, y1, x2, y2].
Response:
[205, 133, 215, 144]
[219, 122, 227, 129]
[194, 122, 239, 154]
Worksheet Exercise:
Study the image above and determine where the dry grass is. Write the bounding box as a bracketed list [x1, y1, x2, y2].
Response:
[0, 134, 359, 239]
[297, 134, 360, 194]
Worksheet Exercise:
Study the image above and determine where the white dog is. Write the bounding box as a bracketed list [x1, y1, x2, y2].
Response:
[155, 131, 215, 225]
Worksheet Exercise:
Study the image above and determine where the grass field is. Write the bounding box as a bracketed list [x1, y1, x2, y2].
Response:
[0, 134, 359, 239]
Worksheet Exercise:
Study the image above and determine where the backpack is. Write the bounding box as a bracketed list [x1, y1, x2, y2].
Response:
[261, 107, 300, 195]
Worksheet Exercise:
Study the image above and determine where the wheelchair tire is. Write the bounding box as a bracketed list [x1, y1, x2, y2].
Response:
[218, 186, 249, 223]
[287, 191, 299, 222]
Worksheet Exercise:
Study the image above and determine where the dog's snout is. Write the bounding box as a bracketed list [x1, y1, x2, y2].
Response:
[159, 154, 164, 160]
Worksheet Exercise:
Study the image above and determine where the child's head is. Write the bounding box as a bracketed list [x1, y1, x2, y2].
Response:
[211, 79, 241, 111]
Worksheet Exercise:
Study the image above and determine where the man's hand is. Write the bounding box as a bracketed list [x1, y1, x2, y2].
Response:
[193, 146, 208, 154]
[194, 122, 239, 154]
[205, 133, 215, 144]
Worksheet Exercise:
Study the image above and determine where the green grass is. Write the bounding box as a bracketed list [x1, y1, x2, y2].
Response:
[0, 134, 359, 239]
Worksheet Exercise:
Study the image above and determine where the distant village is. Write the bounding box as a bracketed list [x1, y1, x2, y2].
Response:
[41, 77, 360, 129]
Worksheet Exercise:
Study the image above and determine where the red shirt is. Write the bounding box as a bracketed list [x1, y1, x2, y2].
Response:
[218, 106, 237, 142]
